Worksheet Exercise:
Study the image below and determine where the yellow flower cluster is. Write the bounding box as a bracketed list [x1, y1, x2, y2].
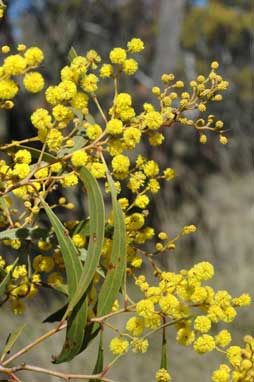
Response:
[213, 336, 254, 382]
[117, 261, 252, 362]
[0, 45, 44, 108]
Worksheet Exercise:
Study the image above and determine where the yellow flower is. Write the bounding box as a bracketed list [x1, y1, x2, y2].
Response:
[45, 86, 61, 105]
[219, 135, 228, 145]
[194, 316, 211, 333]
[90, 162, 106, 178]
[81, 74, 98, 93]
[123, 58, 138, 75]
[136, 299, 155, 318]
[109, 47, 126, 64]
[159, 294, 179, 315]
[110, 337, 129, 355]
[131, 338, 149, 353]
[86, 123, 102, 140]
[31, 108, 52, 130]
[71, 150, 88, 167]
[47, 272, 64, 286]
[50, 162, 62, 173]
[0, 79, 19, 100]
[100, 63, 113, 78]
[52, 104, 72, 122]
[232, 293, 251, 307]
[193, 334, 215, 353]
[156, 368, 172, 382]
[47, 129, 63, 152]
[134, 194, 149, 209]
[33, 255, 54, 273]
[24, 47, 44, 66]
[212, 367, 230, 382]
[125, 213, 145, 230]
[3, 54, 27, 75]
[176, 328, 195, 346]
[123, 127, 141, 149]
[127, 38, 144, 53]
[58, 80, 77, 100]
[143, 160, 159, 177]
[71, 92, 89, 109]
[112, 154, 130, 173]
[61, 173, 79, 188]
[72, 234, 86, 248]
[12, 163, 30, 179]
[106, 119, 123, 135]
[226, 346, 242, 367]
[23, 72, 44, 93]
[14, 149, 32, 164]
[215, 330, 232, 348]
[144, 111, 163, 130]
[70, 56, 88, 75]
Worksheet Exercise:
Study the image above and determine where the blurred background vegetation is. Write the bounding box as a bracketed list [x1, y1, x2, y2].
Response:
[0, 1, 254, 381]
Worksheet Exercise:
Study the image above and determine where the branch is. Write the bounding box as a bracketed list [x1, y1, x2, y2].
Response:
[0, 364, 116, 382]
[2, 322, 67, 367]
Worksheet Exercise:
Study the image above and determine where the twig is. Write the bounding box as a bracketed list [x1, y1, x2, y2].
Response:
[3, 322, 67, 367]
[0, 364, 116, 381]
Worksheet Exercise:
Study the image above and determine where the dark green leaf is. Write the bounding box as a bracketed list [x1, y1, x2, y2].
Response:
[53, 296, 88, 364]
[41, 200, 87, 363]
[43, 304, 68, 323]
[0, 258, 19, 297]
[96, 171, 126, 317]
[64, 167, 105, 318]
[0, 227, 50, 241]
[1, 324, 26, 362]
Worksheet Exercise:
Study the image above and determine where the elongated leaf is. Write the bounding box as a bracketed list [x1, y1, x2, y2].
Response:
[1, 324, 26, 362]
[68, 46, 78, 64]
[160, 333, 168, 370]
[53, 296, 88, 364]
[73, 218, 90, 237]
[0, 227, 50, 241]
[0, 257, 19, 297]
[89, 332, 104, 382]
[96, 172, 126, 317]
[41, 201, 87, 363]
[64, 166, 105, 318]
[57, 135, 88, 158]
[43, 304, 68, 323]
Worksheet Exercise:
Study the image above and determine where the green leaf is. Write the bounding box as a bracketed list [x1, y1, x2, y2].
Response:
[73, 218, 90, 237]
[0, 227, 50, 241]
[68, 46, 78, 64]
[43, 304, 68, 323]
[64, 166, 105, 318]
[1, 324, 26, 362]
[96, 171, 126, 317]
[160, 332, 168, 370]
[89, 332, 104, 382]
[53, 296, 88, 364]
[0, 257, 19, 297]
[41, 200, 87, 363]
[57, 135, 88, 158]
